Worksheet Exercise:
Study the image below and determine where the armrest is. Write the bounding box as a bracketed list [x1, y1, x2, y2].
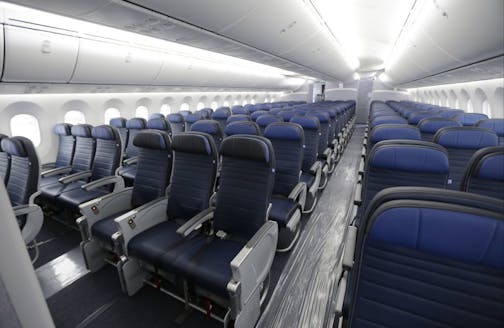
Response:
[41, 166, 72, 178]
[41, 162, 56, 170]
[358, 159, 365, 176]
[342, 225, 358, 270]
[334, 271, 348, 318]
[123, 156, 138, 166]
[58, 170, 92, 184]
[309, 161, 322, 175]
[322, 148, 331, 157]
[288, 182, 307, 208]
[361, 146, 366, 158]
[13, 204, 40, 217]
[115, 197, 170, 251]
[362, 138, 367, 147]
[176, 207, 215, 237]
[354, 183, 362, 206]
[13, 204, 43, 244]
[81, 175, 124, 192]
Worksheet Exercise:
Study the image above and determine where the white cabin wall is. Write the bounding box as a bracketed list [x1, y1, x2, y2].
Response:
[0, 90, 278, 163]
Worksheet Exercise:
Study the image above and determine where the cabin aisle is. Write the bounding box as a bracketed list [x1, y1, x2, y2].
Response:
[257, 126, 364, 328]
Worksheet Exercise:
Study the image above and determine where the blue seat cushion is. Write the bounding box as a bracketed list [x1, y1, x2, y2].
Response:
[39, 175, 62, 188]
[118, 165, 138, 181]
[58, 183, 109, 208]
[269, 196, 298, 227]
[300, 172, 315, 187]
[91, 209, 131, 248]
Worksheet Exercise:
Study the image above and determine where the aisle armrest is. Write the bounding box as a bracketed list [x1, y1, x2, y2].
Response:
[58, 170, 92, 184]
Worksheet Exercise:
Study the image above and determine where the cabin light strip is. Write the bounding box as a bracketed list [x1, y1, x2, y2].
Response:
[406, 77, 504, 92]
[0, 91, 285, 98]
[0, 2, 313, 81]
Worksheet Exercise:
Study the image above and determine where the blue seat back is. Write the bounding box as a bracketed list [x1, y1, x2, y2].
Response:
[1, 137, 39, 206]
[90, 126, 122, 184]
[214, 136, 275, 240]
[251, 110, 269, 121]
[350, 191, 504, 328]
[211, 107, 231, 131]
[70, 124, 95, 173]
[167, 132, 217, 220]
[224, 121, 260, 136]
[190, 120, 224, 150]
[370, 116, 407, 128]
[184, 113, 203, 131]
[0, 134, 10, 183]
[434, 127, 498, 190]
[231, 106, 248, 115]
[125, 118, 147, 158]
[407, 111, 439, 125]
[309, 111, 331, 152]
[147, 117, 172, 137]
[417, 117, 461, 142]
[462, 146, 504, 199]
[290, 116, 320, 172]
[226, 114, 251, 126]
[264, 123, 304, 197]
[148, 113, 165, 120]
[476, 119, 504, 145]
[454, 113, 489, 126]
[110, 118, 128, 153]
[369, 124, 421, 150]
[178, 110, 192, 117]
[438, 109, 464, 118]
[131, 131, 172, 208]
[256, 115, 283, 134]
[52, 123, 75, 168]
[167, 113, 185, 134]
[277, 110, 297, 122]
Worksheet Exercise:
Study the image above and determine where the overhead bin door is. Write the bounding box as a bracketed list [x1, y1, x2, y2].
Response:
[2, 25, 79, 83]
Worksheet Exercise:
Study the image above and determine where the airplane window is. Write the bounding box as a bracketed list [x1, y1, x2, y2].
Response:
[223, 101, 230, 107]
[270, 97, 275, 103]
[64, 110, 86, 125]
[160, 104, 171, 115]
[482, 100, 492, 118]
[454, 98, 460, 108]
[136, 105, 149, 119]
[251, 99, 256, 105]
[264, 98, 269, 103]
[242, 100, 248, 106]
[466, 99, 474, 113]
[196, 102, 205, 110]
[180, 103, 190, 111]
[211, 101, 218, 109]
[104, 107, 121, 124]
[10, 114, 41, 147]
[233, 100, 239, 106]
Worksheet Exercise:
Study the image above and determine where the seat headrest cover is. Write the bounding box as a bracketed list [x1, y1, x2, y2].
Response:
[0, 134, 7, 151]
[476, 153, 504, 180]
[92, 125, 118, 141]
[212, 108, 231, 119]
[251, 110, 269, 121]
[418, 118, 461, 133]
[264, 122, 304, 141]
[476, 118, 504, 136]
[53, 123, 72, 136]
[371, 117, 407, 127]
[368, 203, 504, 268]
[370, 141, 449, 174]
[147, 118, 170, 131]
[167, 113, 184, 123]
[370, 125, 421, 143]
[133, 130, 171, 150]
[185, 113, 203, 123]
[454, 113, 489, 126]
[109, 117, 127, 128]
[256, 115, 283, 127]
[126, 118, 147, 129]
[290, 116, 320, 130]
[149, 113, 165, 120]
[308, 111, 330, 123]
[435, 127, 498, 149]
[71, 124, 93, 137]
[220, 135, 273, 163]
[172, 132, 214, 155]
[190, 120, 223, 136]
[224, 121, 260, 136]
[1, 137, 27, 157]
[226, 114, 251, 124]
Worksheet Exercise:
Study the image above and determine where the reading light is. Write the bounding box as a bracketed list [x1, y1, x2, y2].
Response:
[353, 73, 361, 80]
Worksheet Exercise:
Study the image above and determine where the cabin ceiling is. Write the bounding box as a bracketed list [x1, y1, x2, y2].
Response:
[3, 0, 504, 89]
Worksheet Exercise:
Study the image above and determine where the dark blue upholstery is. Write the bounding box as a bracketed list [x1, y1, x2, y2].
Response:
[190, 120, 224, 150]
[148, 113, 165, 120]
[477, 119, 504, 145]
[110, 117, 128, 153]
[290, 116, 320, 172]
[454, 113, 489, 126]
[308, 112, 331, 153]
[1, 137, 39, 207]
[370, 116, 407, 128]
[211, 107, 231, 131]
[462, 146, 504, 199]
[226, 114, 251, 125]
[231, 106, 249, 115]
[124, 118, 147, 158]
[184, 113, 203, 131]
[179, 110, 192, 117]
[439, 109, 464, 118]
[256, 115, 283, 134]
[0, 134, 10, 184]
[224, 121, 260, 136]
[52, 124, 75, 169]
[277, 110, 297, 122]
[167, 113, 185, 134]
[407, 111, 439, 125]
[147, 117, 172, 136]
[418, 117, 461, 142]
[434, 127, 498, 190]
[251, 110, 269, 121]
[349, 193, 504, 328]
[369, 124, 421, 150]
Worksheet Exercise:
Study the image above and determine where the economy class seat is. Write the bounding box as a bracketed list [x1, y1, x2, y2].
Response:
[178, 110, 192, 117]
[434, 126, 498, 190]
[231, 105, 249, 115]
[224, 120, 260, 136]
[148, 113, 165, 120]
[476, 118, 504, 145]
[407, 111, 440, 125]
[226, 114, 251, 126]
[146, 117, 172, 136]
[78, 130, 173, 271]
[109, 118, 128, 154]
[454, 112, 489, 126]
[364, 124, 421, 159]
[251, 110, 269, 121]
[370, 115, 407, 128]
[190, 119, 224, 150]
[211, 107, 232, 131]
[184, 112, 203, 131]
[417, 117, 461, 142]
[167, 113, 185, 134]
[438, 109, 464, 118]
[309, 110, 335, 181]
[0, 133, 11, 183]
[117, 118, 147, 185]
[256, 114, 283, 135]
[461, 146, 504, 199]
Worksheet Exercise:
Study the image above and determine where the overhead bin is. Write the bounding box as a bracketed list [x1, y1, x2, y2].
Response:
[2, 25, 79, 83]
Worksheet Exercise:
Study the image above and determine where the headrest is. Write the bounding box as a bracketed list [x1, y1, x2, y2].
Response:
[434, 127, 498, 149]
[370, 124, 421, 144]
[290, 116, 320, 130]
[324, 108, 337, 118]
[439, 109, 464, 118]
[251, 110, 269, 121]
[226, 114, 251, 124]
[278, 111, 297, 121]
[53, 123, 72, 136]
[149, 113, 165, 120]
[172, 132, 215, 156]
[185, 113, 203, 123]
[256, 114, 283, 127]
[196, 109, 210, 119]
[466, 146, 504, 181]
[0, 134, 7, 152]
[190, 120, 223, 136]
[370, 116, 407, 128]
[212, 108, 231, 119]
[1, 137, 27, 157]
[167, 113, 184, 123]
[220, 135, 274, 164]
[147, 118, 170, 131]
[231, 106, 249, 115]
[109, 117, 127, 128]
[454, 113, 489, 126]
[224, 121, 260, 136]
[370, 140, 449, 174]
[71, 124, 93, 138]
[407, 111, 439, 124]
[126, 118, 147, 129]
[418, 118, 461, 133]
[308, 111, 330, 123]
[133, 130, 171, 150]
[92, 125, 119, 141]
[179, 110, 192, 116]
[368, 200, 504, 268]
[264, 122, 304, 141]
[476, 119, 504, 136]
